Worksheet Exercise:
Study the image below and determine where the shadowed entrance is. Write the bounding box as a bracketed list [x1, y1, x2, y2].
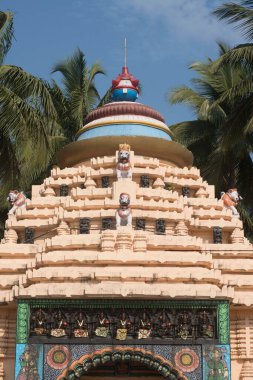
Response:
[58, 347, 187, 380]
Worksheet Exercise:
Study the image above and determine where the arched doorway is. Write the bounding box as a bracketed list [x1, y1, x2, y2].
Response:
[58, 347, 187, 380]
[80, 359, 164, 378]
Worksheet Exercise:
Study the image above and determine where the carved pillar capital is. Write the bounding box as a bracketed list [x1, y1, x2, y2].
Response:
[57, 220, 70, 235]
[231, 227, 244, 244]
[133, 230, 147, 252]
[240, 360, 253, 379]
[175, 221, 188, 236]
[4, 228, 18, 244]
[115, 227, 132, 251]
[101, 230, 115, 252]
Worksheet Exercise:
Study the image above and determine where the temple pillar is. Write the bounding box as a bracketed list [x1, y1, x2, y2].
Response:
[231, 308, 253, 380]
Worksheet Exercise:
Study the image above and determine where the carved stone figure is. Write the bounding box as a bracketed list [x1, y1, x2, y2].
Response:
[136, 218, 146, 230]
[176, 310, 192, 340]
[95, 311, 110, 337]
[213, 227, 222, 244]
[116, 144, 132, 179]
[101, 176, 110, 188]
[50, 310, 68, 337]
[31, 308, 47, 336]
[80, 218, 90, 234]
[140, 175, 150, 188]
[157, 310, 172, 338]
[116, 311, 131, 340]
[155, 219, 166, 234]
[7, 190, 27, 215]
[198, 310, 214, 338]
[221, 188, 242, 217]
[137, 311, 152, 339]
[73, 311, 89, 338]
[116, 193, 132, 227]
[60, 184, 69, 196]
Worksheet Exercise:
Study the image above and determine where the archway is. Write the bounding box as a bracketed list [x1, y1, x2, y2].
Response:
[57, 347, 188, 380]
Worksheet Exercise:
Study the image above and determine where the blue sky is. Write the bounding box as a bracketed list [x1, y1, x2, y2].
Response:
[2, 0, 243, 125]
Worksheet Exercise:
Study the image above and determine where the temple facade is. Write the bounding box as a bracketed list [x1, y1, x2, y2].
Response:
[0, 66, 252, 379]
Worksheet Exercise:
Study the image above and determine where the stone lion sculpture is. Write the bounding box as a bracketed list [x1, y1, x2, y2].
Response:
[221, 188, 242, 217]
[7, 190, 27, 215]
[116, 143, 132, 179]
[116, 193, 132, 227]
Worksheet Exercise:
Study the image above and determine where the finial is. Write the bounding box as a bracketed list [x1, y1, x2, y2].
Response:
[124, 37, 127, 67]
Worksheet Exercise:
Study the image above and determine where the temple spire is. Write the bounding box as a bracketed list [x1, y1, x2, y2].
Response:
[124, 37, 127, 67]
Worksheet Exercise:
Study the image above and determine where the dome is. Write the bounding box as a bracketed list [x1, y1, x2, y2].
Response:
[112, 66, 139, 102]
[57, 66, 193, 168]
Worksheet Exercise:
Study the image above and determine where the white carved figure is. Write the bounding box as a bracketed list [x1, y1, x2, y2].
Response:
[221, 188, 242, 217]
[116, 143, 132, 179]
[7, 190, 27, 215]
[116, 193, 132, 227]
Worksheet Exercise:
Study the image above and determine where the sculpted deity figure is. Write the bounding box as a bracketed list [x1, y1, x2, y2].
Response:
[73, 311, 89, 338]
[116, 143, 132, 179]
[50, 309, 68, 337]
[116, 193, 132, 227]
[176, 310, 192, 340]
[116, 311, 132, 340]
[157, 310, 172, 338]
[31, 308, 47, 336]
[7, 190, 27, 215]
[137, 311, 152, 339]
[221, 188, 242, 217]
[198, 310, 214, 338]
[95, 311, 110, 338]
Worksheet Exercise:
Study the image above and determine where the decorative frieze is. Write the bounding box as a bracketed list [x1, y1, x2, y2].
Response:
[29, 304, 217, 343]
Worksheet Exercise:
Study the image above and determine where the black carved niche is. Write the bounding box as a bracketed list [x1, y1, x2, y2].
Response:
[25, 227, 34, 243]
[102, 218, 113, 230]
[101, 176, 110, 188]
[155, 219, 166, 234]
[60, 184, 69, 196]
[136, 218, 146, 230]
[213, 226, 222, 244]
[182, 186, 190, 197]
[140, 175, 150, 188]
[164, 183, 173, 191]
[80, 218, 90, 234]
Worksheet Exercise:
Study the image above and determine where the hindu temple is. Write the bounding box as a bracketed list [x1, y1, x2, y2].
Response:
[0, 64, 252, 380]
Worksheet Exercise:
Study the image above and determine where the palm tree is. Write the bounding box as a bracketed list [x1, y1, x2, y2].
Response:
[0, 10, 62, 236]
[169, 43, 253, 237]
[47, 49, 107, 143]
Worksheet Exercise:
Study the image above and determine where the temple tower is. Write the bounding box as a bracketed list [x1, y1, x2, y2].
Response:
[0, 65, 252, 379]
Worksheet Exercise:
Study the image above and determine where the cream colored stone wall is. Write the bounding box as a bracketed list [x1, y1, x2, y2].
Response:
[0, 307, 16, 380]
[0, 150, 253, 378]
